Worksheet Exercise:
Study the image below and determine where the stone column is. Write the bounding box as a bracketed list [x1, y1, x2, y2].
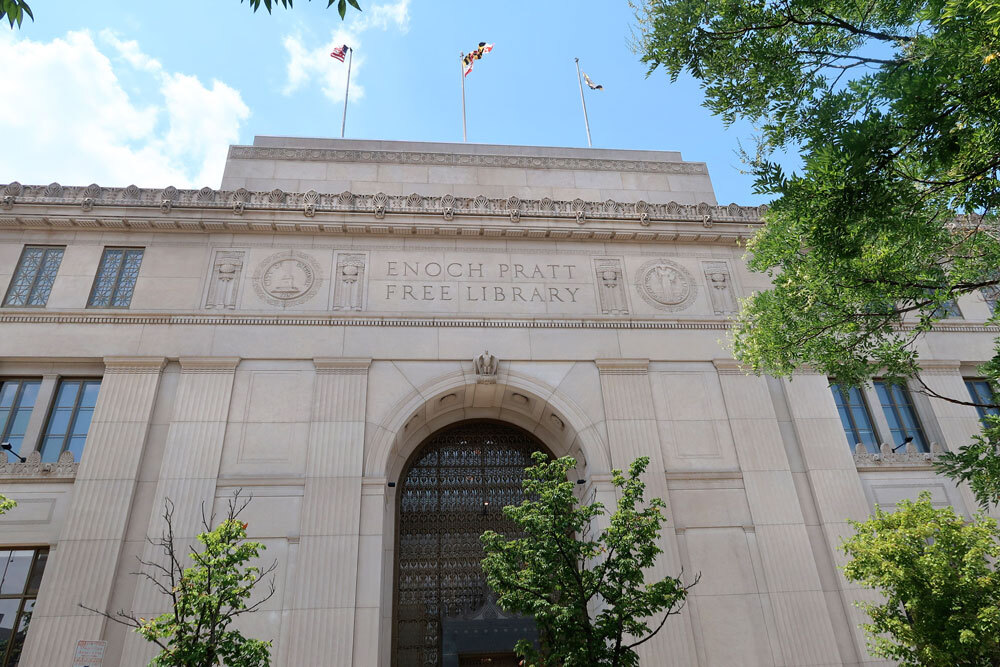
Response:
[594, 359, 697, 665]
[776, 371, 878, 664]
[713, 360, 842, 665]
[20, 356, 165, 667]
[120, 357, 240, 665]
[281, 358, 371, 666]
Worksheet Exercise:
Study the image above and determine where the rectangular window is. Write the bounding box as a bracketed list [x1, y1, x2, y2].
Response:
[830, 383, 879, 453]
[2, 246, 64, 307]
[931, 298, 962, 319]
[0, 547, 48, 667]
[874, 381, 928, 452]
[982, 286, 999, 315]
[0, 380, 40, 452]
[965, 379, 999, 420]
[39, 379, 100, 463]
[87, 248, 144, 308]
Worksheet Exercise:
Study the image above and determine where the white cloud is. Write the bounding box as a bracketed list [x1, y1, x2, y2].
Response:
[282, 0, 409, 105]
[0, 29, 249, 189]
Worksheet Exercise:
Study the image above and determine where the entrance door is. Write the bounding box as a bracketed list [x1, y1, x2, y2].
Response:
[393, 421, 545, 666]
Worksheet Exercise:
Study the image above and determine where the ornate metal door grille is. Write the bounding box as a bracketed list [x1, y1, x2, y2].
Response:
[394, 421, 544, 666]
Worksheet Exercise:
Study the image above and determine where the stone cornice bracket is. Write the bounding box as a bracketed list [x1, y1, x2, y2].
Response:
[179, 357, 241, 373]
[103, 356, 168, 374]
[712, 358, 752, 375]
[313, 358, 372, 374]
[917, 359, 964, 375]
[595, 359, 649, 375]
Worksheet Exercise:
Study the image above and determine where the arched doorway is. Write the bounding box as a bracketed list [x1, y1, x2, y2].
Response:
[393, 420, 547, 666]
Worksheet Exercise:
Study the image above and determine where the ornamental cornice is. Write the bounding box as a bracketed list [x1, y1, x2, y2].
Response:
[0, 450, 78, 480]
[226, 145, 709, 175]
[853, 442, 944, 470]
[179, 357, 241, 373]
[0, 182, 766, 246]
[313, 358, 372, 373]
[103, 356, 168, 373]
[595, 359, 650, 374]
[0, 310, 733, 330]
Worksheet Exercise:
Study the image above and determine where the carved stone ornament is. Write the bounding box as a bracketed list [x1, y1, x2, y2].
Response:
[338, 190, 355, 206]
[160, 186, 178, 213]
[506, 195, 521, 223]
[252, 250, 323, 308]
[44, 182, 63, 198]
[854, 442, 943, 468]
[635, 200, 650, 226]
[474, 350, 499, 384]
[332, 253, 366, 311]
[197, 186, 216, 203]
[406, 192, 423, 208]
[573, 198, 587, 224]
[232, 188, 250, 215]
[441, 193, 455, 221]
[122, 184, 141, 200]
[303, 190, 319, 217]
[205, 250, 246, 309]
[0, 449, 78, 478]
[373, 192, 389, 219]
[594, 257, 629, 316]
[268, 188, 285, 204]
[702, 260, 738, 315]
[634, 258, 698, 311]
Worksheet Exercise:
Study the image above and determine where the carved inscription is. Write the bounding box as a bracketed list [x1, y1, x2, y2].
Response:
[380, 260, 582, 305]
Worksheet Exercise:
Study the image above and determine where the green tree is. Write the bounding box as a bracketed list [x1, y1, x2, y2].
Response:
[83, 492, 277, 667]
[840, 491, 1000, 665]
[2, 0, 360, 28]
[634, 0, 1000, 504]
[480, 453, 697, 667]
[0, 494, 14, 515]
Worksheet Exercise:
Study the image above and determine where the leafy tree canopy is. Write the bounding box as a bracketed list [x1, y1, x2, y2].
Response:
[0, 494, 14, 515]
[636, 0, 1000, 504]
[481, 453, 696, 667]
[2, 0, 360, 28]
[841, 492, 1000, 665]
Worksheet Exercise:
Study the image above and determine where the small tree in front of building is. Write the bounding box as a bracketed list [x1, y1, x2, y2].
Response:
[840, 492, 1000, 666]
[83, 491, 276, 667]
[0, 494, 14, 515]
[481, 453, 697, 667]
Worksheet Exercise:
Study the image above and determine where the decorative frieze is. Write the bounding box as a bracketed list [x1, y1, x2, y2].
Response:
[853, 442, 944, 469]
[0, 450, 77, 479]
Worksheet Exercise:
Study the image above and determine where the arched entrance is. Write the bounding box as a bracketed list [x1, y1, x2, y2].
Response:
[393, 420, 547, 666]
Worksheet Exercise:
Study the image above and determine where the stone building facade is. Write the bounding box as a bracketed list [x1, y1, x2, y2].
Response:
[0, 138, 995, 666]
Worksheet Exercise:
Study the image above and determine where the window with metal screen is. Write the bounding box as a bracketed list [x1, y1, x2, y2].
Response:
[39, 379, 100, 462]
[395, 421, 544, 666]
[0, 380, 40, 453]
[3, 246, 64, 307]
[965, 379, 999, 420]
[982, 286, 1000, 315]
[87, 247, 143, 308]
[830, 383, 878, 453]
[0, 547, 49, 666]
[874, 381, 928, 452]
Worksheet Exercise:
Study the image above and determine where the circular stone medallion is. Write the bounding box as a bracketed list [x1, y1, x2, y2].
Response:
[252, 250, 322, 307]
[634, 258, 697, 311]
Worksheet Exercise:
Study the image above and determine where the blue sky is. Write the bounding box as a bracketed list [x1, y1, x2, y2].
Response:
[0, 0, 777, 204]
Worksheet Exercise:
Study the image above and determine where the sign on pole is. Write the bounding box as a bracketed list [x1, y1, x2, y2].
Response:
[71, 640, 106, 667]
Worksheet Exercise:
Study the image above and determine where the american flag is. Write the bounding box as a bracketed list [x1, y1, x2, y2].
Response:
[330, 44, 349, 62]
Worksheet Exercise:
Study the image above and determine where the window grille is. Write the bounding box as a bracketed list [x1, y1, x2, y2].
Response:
[3, 246, 64, 307]
[87, 248, 143, 308]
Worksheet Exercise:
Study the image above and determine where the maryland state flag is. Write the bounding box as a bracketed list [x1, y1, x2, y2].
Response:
[462, 42, 494, 76]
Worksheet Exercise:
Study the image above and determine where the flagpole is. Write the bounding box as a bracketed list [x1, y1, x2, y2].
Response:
[574, 57, 592, 147]
[341, 47, 353, 138]
[460, 51, 468, 142]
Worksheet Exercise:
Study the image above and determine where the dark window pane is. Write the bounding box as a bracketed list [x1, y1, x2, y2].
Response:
[0, 551, 33, 596]
[830, 382, 878, 453]
[25, 552, 46, 595]
[0, 598, 20, 660]
[7, 598, 34, 665]
[41, 380, 100, 462]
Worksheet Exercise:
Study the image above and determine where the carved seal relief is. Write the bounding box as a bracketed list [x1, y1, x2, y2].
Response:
[634, 258, 697, 311]
[252, 250, 322, 308]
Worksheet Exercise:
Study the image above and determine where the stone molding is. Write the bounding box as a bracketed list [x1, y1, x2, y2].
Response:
[178, 357, 241, 373]
[0, 310, 733, 330]
[313, 357, 372, 374]
[917, 359, 964, 375]
[226, 145, 709, 175]
[595, 359, 649, 375]
[0, 450, 77, 480]
[0, 183, 765, 232]
[712, 358, 752, 375]
[854, 442, 944, 470]
[102, 356, 168, 374]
